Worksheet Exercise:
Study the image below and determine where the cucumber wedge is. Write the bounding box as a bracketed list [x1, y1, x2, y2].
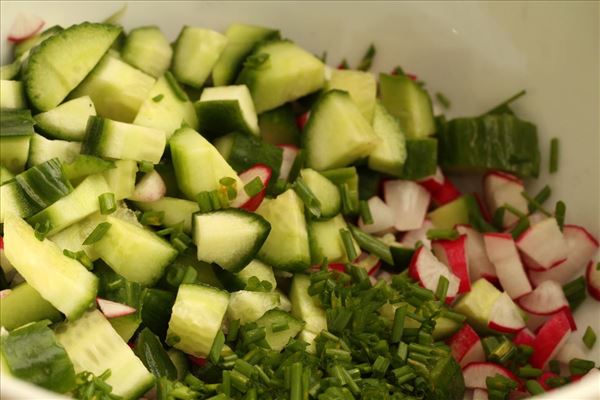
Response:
[327, 69, 377, 122]
[300, 168, 341, 219]
[308, 214, 360, 264]
[0, 283, 61, 331]
[24, 23, 121, 111]
[226, 290, 280, 325]
[255, 309, 304, 352]
[134, 197, 199, 234]
[121, 26, 172, 78]
[27, 134, 81, 167]
[62, 155, 115, 184]
[290, 274, 327, 343]
[3, 215, 98, 320]
[103, 159, 138, 200]
[0, 80, 26, 109]
[0, 136, 31, 174]
[258, 104, 301, 146]
[33, 96, 96, 141]
[368, 101, 407, 176]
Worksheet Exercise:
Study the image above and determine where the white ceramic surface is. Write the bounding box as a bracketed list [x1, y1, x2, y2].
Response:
[1, 1, 598, 399]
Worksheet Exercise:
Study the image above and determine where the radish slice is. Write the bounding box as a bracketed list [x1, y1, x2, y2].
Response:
[418, 168, 461, 205]
[354, 253, 381, 276]
[527, 212, 548, 226]
[358, 196, 395, 235]
[586, 260, 600, 301]
[188, 355, 207, 367]
[517, 280, 569, 315]
[456, 225, 497, 283]
[277, 145, 299, 181]
[417, 167, 444, 193]
[472, 389, 488, 400]
[529, 310, 572, 368]
[295, 111, 310, 130]
[513, 328, 536, 347]
[409, 246, 460, 300]
[384, 180, 431, 231]
[483, 171, 528, 228]
[448, 324, 485, 368]
[483, 233, 532, 299]
[230, 164, 272, 212]
[432, 235, 471, 293]
[462, 362, 519, 390]
[128, 170, 166, 202]
[400, 219, 434, 249]
[96, 297, 136, 318]
[7, 13, 45, 43]
[488, 292, 525, 333]
[517, 218, 568, 271]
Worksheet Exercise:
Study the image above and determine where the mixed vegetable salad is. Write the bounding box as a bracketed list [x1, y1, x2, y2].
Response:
[1, 9, 599, 400]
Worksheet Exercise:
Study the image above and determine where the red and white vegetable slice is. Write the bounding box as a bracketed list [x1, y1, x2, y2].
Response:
[487, 292, 525, 333]
[529, 310, 572, 368]
[417, 167, 444, 193]
[456, 225, 497, 283]
[7, 13, 45, 43]
[462, 362, 519, 390]
[587, 261, 600, 301]
[517, 280, 569, 315]
[482, 171, 528, 228]
[96, 297, 136, 318]
[384, 180, 431, 231]
[358, 196, 395, 235]
[537, 372, 559, 391]
[448, 324, 485, 368]
[471, 389, 488, 400]
[483, 233, 532, 299]
[128, 170, 166, 202]
[517, 218, 568, 271]
[277, 144, 299, 181]
[513, 328, 536, 347]
[408, 246, 460, 300]
[432, 235, 471, 293]
[400, 219, 434, 249]
[230, 164, 272, 212]
[417, 167, 461, 206]
[295, 111, 310, 130]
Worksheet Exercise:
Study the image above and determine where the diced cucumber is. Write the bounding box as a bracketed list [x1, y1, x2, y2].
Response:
[226, 290, 280, 325]
[1, 109, 35, 137]
[0, 136, 31, 174]
[71, 54, 155, 122]
[0, 182, 34, 224]
[304, 90, 378, 170]
[327, 69, 377, 122]
[256, 189, 311, 271]
[290, 274, 327, 344]
[300, 168, 341, 219]
[429, 355, 465, 400]
[49, 212, 105, 261]
[212, 23, 280, 87]
[103, 159, 137, 200]
[0, 60, 21, 81]
[400, 138, 437, 180]
[24, 23, 121, 111]
[193, 209, 271, 273]
[121, 26, 172, 78]
[169, 127, 241, 200]
[308, 214, 360, 264]
[0, 283, 62, 330]
[255, 309, 304, 351]
[258, 104, 301, 146]
[133, 73, 198, 140]
[0, 165, 14, 185]
[134, 197, 199, 234]
[167, 283, 229, 357]
[141, 289, 176, 340]
[3, 215, 98, 319]
[62, 155, 114, 184]
[427, 195, 471, 230]
[27, 134, 81, 167]
[172, 27, 228, 88]
[0, 80, 26, 109]
[33, 96, 96, 141]
[368, 101, 407, 176]
[82, 116, 166, 164]
[321, 167, 360, 216]
[55, 310, 155, 399]
[27, 173, 109, 236]
[453, 278, 502, 333]
[195, 85, 259, 138]
[214, 259, 277, 291]
[379, 73, 435, 139]
[163, 249, 225, 291]
[237, 40, 326, 113]
[93, 215, 177, 285]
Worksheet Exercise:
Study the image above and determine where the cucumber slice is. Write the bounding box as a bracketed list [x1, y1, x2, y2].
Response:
[226, 290, 280, 325]
[169, 127, 241, 200]
[3, 215, 98, 319]
[0, 61, 21, 81]
[195, 85, 259, 138]
[63, 155, 115, 184]
[133, 73, 198, 140]
[214, 259, 277, 291]
[193, 209, 271, 272]
[172, 27, 228, 88]
[0, 80, 26, 109]
[0, 182, 32, 223]
[33, 96, 96, 141]
[368, 101, 407, 176]
[55, 310, 155, 399]
[93, 215, 177, 285]
[121, 26, 172, 78]
[82, 116, 166, 164]
[0, 283, 61, 330]
[255, 309, 304, 352]
[167, 283, 229, 357]
[103, 159, 138, 200]
[237, 40, 325, 113]
[212, 23, 279, 87]
[327, 69, 377, 122]
[427, 195, 470, 230]
[134, 197, 199, 234]
[290, 274, 327, 338]
[379, 73, 435, 139]
[27, 134, 81, 167]
[300, 168, 341, 219]
[0, 165, 14, 185]
[453, 278, 502, 333]
[308, 214, 360, 264]
[400, 138, 437, 180]
[71, 54, 155, 123]
[0, 136, 30, 174]
[258, 104, 301, 146]
[304, 90, 378, 171]
[24, 23, 121, 111]
[256, 189, 311, 272]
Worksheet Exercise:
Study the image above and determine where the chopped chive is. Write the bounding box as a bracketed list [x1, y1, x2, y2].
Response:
[219, 176, 236, 187]
[435, 275, 449, 302]
[503, 203, 527, 219]
[98, 192, 116, 215]
[233, 359, 256, 379]
[208, 190, 222, 210]
[271, 321, 289, 333]
[216, 189, 229, 208]
[554, 201, 566, 231]
[426, 228, 459, 241]
[138, 160, 154, 173]
[226, 186, 237, 200]
[583, 326, 596, 349]
[197, 192, 212, 213]
[530, 185, 552, 213]
[348, 224, 393, 265]
[372, 356, 390, 377]
[339, 229, 357, 262]
[288, 149, 305, 183]
[63, 249, 93, 270]
[521, 191, 552, 216]
[391, 305, 407, 343]
[33, 220, 51, 241]
[165, 71, 187, 101]
[563, 276, 587, 311]
[435, 92, 451, 109]
[140, 210, 164, 226]
[209, 330, 225, 364]
[357, 43, 376, 71]
[510, 217, 530, 240]
[293, 178, 321, 218]
[359, 200, 373, 225]
[438, 309, 467, 323]
[152, 94, 164, 102]
[397, 342, 408, 361]
[549, 137, 559, 173]
[82, 222, 111, 245]
[526, 380, 545, 396]
[545, 376, 568, 388]
[518, 366, 542, 378]
[220, 370, 231, 396]
[244, 176, 264, 198]
[229, 369, 249, 392]
[548, 359, 561, 375]
[483, 89, 526, 116]
[569, 358, 595, 375]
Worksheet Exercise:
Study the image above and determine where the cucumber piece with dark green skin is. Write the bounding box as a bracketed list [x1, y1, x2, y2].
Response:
[141, 289, 176, 340]
[399, 138, 438, 180]
[27, 134, 81, 167]
[429, 355, 465, 400]
[213, 258, 277, 291]
[0, 109, 35, 137]
[254, 309, 304, 352]
[226, 290, 280, 325]
[308, 214, 360, 264]
[368, 101, 407, 176]
[33, 96, 96, 141]
[300, 168, 341, 219]
[121, 26, 172, 78]
[0, 80, 26, 109]
[62, 155, 115, 184]
[438, 114, 540, 178]
[135, 328, 177, 379]
[160, 249, 225, 291]
[258, 104, 301, 146]
[0, 283, 62, 331]
[327, 69, 377, 122]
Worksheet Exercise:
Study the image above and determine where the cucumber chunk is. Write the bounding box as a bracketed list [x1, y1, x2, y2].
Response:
[24, 23, 121, 111]
[167, 284, 229, 357]
[0, 165, 14, 185]
[368, 101, 407, 176]
[134, 197, 199, 234]
[55, 310, 155, 399]
[400, 138, 437, 180]
[193, 209, 271, 272]
[453, 278, 502, 333]
[304, 90, 378, 170]
[300, 168, 341, 219]
[121, 26, 172, 78]
[256, 189, 311, 272]
[308, 214, 360, 264]
[33, 96, 96, 141]
[27, 133, 81, 167]
[226, 290, 280, 325]
[3, 215, 98, 319]
[214, 259, 277, 291]
[427, 195, 471, 230]
[0, 283, 61, 330]
[63, 155, 115, 184]
[103, 159, 137, 200]
[0, 80, 26, 109]
[258, 104, 301, 146]
[0, 109, 34, 173]
[327, 69, 377, 122]
[290, 274, 327, 346]
[255, 309, 304, 352]
[237, 40, 326, 113]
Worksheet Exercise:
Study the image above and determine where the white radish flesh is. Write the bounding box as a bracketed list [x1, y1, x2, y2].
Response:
[384, 180, 430, 231]
[358, 196, 395, 234]
[483, 233, 532, 299]
[516, 218, 568, 270]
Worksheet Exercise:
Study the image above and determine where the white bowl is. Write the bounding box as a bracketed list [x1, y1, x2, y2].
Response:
[1, 1, 598, 399]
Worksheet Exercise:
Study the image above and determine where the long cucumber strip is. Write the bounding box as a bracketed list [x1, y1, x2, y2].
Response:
[0, 283, 62, 331]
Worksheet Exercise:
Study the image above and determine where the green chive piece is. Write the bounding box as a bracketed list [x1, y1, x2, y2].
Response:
[165, 71, 187, 101]
[208, 190, 222, 210]
[359, 200, 373, 225]
[549, 137, 559, 173]
[438, 309, 467, 323]
[63, 249, 93, 270]
[293, 178, 321, 218]
[521, 191, 552, 216]
[138, 160, 154, 173]
[98, 192, 117, 215]
[518, 366, 543, 378]
[271, 321, 289, 333]
[548, 359, 561, 375]
[357, 43, 376, 71]
[244, 176, 264, 198]
[339, 229, 357, 262]
[288, 150, 305, 183]
[372, 356, 390, 377]
[152, 94, 164, 102]
[226, 186, 237, 201]
[82, 222, 111, 245]
[583, 326, 596, 349]
[197, 192, 212, 213]
[511, 217, 530, 240]
[209, 330, 225, 364]
[348, 224, 393, 265]
[397, 342, 408, 361]
[503, 203, 527, 219]
[435, 275, 449, 302]
[555, 201, 566, 231]
[340, 183, 357, 215]
[391, 305, 407, 343]
[569, 358, 596, 375]
[33, 220, 51, 241]
[221, 370, 231, 396]
[563, 276, 587, 311]
[530, 185, 552, 213]
[526, 380, 545, 396]
[219, 176, 236, 187]
[140, 210, 164, 226]
[483, 89, 526, 116]
[426, 228, 459, 241]
[435, 92, 451, 109]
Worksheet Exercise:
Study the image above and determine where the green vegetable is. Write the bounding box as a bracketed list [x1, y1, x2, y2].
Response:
[135, 328, 178, 379]
[356, 43, 376, 71]
[582, 326, 597, 349]
[550, 137, 559, 173]
[82, 221, 112, 245]
[483, 89, 526, 116]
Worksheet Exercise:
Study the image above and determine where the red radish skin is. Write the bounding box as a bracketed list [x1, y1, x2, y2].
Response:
[230, 164, 272, 212]
[447, 324, 485, 367]
[513, 328, 536, 347]
[483, 233, 532, 300]
[384, 180, 431, 231]
[417, 167, 460, 205]
[358, 196, 395, 235]
[417, 167, 444, 193]
[409, 246, 460, 301]
[586, 260, 600, 301]
[277, 145, 298, 182]
[432, 235, 471, 293]
[188, 356, 207, 367]
[517, 280, 569, 315]
[537, 372, 559, 391]
[295, 112, 310, 130]
[400, 219, 434, 249]
[456, 225, 497, 283]
[529, 310, 572, 368]
[483, 171, 528, 228]
[517, 218, 568, 271]
[8, 13, 44, 43]
[354, 253, 381, 276]
[96, 297, 136, 318]
[462, 362, 519, 390]
[487, 292, 525, 334]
